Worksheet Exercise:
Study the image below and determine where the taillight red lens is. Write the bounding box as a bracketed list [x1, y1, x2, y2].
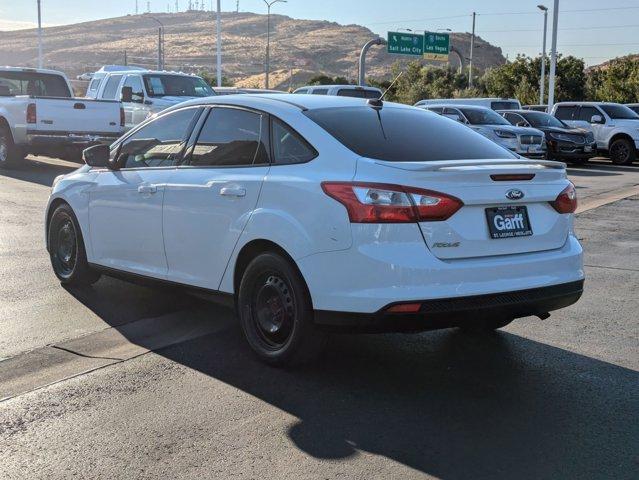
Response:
[386, 303, 422, 314]
[550, 183, 577, 213]
[120, 107, 125, 127]
[26, 103, 37, 124]
[321, 182, 463, 223]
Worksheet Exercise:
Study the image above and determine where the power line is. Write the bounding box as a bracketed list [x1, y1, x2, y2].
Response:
[480, 23, 639, 33]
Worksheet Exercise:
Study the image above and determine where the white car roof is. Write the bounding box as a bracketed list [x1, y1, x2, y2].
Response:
[0, 66, 66, 76]
[296, 84, 381, 90]
[420, 103, 492, 111]
[554, 101, 624, 106]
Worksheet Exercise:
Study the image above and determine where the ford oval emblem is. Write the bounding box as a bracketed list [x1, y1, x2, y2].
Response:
[506, 189, 525, 200]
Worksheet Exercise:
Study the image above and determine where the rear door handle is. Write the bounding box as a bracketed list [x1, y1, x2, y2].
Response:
[138, 184, 157, 194]
[220, 186, 246, 197]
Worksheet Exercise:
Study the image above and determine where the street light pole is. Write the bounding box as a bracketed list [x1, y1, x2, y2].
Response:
[468, 11, 476, 88]
[538, 5, 548, 105]
[216, 0, 222, 86]
[37, 0, 43, 68]
[149, 16, 165, 70]
[263, 0, 286, 89]
[547, 0, 559, 110]
[358, 37, 386, 86]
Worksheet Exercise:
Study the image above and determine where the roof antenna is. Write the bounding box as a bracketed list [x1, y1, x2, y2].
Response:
[367, 71, 403, 108]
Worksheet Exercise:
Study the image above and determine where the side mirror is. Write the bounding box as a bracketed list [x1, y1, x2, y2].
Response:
[590, 114, 604, 124]
[0, 85, 10, 96]
[82, 144, 110, 168]
[121, 86, 133, 103]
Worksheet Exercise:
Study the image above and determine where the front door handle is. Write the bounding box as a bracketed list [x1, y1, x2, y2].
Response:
[138, 184, 157, 194]
[220, 186, 246, 197]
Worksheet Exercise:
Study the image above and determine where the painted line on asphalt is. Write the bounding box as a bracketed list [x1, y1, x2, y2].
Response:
[576, 185, 639, 213]
[0, 307, 234, 402]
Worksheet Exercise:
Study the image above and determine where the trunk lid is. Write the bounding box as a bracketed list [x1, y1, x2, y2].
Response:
[354, 158, 572, 260]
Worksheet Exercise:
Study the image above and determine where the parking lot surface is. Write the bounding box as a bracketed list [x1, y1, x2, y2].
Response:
[1, 156, 638, 479]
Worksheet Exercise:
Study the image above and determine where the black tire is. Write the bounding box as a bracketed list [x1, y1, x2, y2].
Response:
[459, 317, 514, 333]
[48, 203, 101, 286]
[237, 252, 326, 366]
[0, 125, 21, 169]
[609, 138, 636, 165]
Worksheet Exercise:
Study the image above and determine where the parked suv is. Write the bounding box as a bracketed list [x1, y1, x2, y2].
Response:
[46, 95, 583, 365]
[96, 70, 216, 129]
[421, 104, 546, 158]
[500, 110, 596, 163]
[293, 84, 382, 98]
[551, 102, 639, 164]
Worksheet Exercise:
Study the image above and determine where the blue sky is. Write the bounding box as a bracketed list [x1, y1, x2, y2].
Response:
[2, 0, 639, 66]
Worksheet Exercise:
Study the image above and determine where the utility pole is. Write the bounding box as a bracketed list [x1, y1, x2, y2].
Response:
[547, 0, 559, 110]
[175, 0, 179, 12]
[358, 37, 386, 86]
[150, 16, 165, 70]
[147, 1, 151, 13]
[136, 0, 139, 14]
[236, 0, 239, 13]
[216, 0, 222, 86]
[124, 50, 128, 66]
[263, 0, 287, 89]
[468, 11, 476, 88]
[538, 5, 548, 105]
[37, 0, 43, 68]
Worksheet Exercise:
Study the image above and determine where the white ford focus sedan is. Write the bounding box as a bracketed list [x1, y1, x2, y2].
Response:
[46, 94, 584, 365]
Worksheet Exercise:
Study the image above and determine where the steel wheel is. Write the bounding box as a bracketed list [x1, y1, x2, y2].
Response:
[252, 274, 296, 351]
[51, 216, 77, 279]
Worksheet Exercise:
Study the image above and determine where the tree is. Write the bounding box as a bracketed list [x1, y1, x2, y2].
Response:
[308, 74, 353, 86]
[198, 71, 234, 87]
[586, 58, 639, 103]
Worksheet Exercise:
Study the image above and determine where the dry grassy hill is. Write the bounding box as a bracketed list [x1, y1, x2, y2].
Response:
[0, 11, 506, 89]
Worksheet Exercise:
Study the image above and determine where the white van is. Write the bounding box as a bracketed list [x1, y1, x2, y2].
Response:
[415, 98, 522, 111]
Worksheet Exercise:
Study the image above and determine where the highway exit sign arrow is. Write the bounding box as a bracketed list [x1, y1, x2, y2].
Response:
[387, 31, 424, 56]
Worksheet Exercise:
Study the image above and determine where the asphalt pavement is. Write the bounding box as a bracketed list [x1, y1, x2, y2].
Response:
[0, 156, 637, 479]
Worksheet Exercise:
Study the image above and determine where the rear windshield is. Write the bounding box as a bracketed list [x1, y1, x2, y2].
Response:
[336, 88, 381, 99]
[0, 71, 70, 97]
[491, 101, 519, 110]
[304, 106, 517, 161]
[600, 104, 639, 120]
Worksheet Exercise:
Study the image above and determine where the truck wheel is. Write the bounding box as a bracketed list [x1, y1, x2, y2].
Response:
[609, 138, 636, 165]
[237, 252, 326, 366]
[0, 126, 20, 169]
[48, 203, 101, 286]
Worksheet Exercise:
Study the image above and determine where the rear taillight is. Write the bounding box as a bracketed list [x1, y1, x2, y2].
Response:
[120, 107, 125, 127]
[550, 183, 577, 214]
[321, 182, 463, 223]
[26, 103, 37, 124]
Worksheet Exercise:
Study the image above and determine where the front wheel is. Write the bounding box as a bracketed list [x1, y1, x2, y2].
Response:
[609, 138, 636, 165]
[237, 252, 326, 366]
[0, 126, 22, 169]
[48, 203, 101, 286]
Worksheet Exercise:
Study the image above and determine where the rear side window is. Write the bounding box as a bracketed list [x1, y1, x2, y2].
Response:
[304, 106, 516, 161]
[117, 108, 199, 168]
[311, 88, 328, 95]
[0, 71, 70, 97]
[295, 89, 308, 94]
[337, 89, 381, 99]
[555, 106, 577, 120]
[491, 101, 519, 110]
[271, 118, 317, 165]
[578, 106, 601, 122]
[101, 75, 123, 100]
[190, 107, 268, 167]
[87, 78, 102, 94]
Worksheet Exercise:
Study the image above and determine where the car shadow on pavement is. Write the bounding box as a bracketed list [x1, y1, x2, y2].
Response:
[64, 281, 639, 480]
[0, 158, 79, 187]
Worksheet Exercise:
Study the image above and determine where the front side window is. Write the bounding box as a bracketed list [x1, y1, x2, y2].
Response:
[190, 108, 268, 167]
[271, 118, 317, 165]
[0, 71, 70, 97]
[304, 106, 516, 162]
[143, 74, 214, 98]
[578, 106, 602, 122]
[427, 107, 444, 114]
[101, 75, 123, 100]
[117, 108, 199, 169]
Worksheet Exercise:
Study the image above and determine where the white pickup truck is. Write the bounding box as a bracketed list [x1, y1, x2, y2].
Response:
[0, 67, 124, 167]
[551, 102, 639, 165]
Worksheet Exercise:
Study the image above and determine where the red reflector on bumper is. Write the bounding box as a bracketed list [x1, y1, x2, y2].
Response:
[386, 303, 422, 314]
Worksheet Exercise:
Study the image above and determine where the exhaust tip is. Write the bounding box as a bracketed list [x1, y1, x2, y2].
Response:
[537, 312, 551, 320]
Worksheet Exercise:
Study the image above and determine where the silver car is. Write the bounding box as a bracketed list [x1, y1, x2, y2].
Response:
[419, 104, 547, 158]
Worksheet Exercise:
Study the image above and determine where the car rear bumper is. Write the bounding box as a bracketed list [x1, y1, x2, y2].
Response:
[314, 279, 584, 332]
[297, 226, 584, 314]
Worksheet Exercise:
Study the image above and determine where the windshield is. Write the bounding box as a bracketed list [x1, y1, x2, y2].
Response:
[0, 71, 70, 97]
[304, 106, 516, 162]
[521, 111, 566, 128]
[143, 74, 214, 98]
[600, 104, 639, 120]
[460, 108, 511, 125]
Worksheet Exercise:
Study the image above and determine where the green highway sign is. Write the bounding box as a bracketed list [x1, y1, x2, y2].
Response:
[387, 31, 424, 56]
[423, 31, 450, 61]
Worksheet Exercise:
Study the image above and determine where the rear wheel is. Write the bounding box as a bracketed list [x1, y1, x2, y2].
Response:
[48, 203, 101, 286]
[609, 138, 636, 165]
[0, 126, 21, 169]
[459, 317, 514, 333]
[237, 252, 326, 366]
